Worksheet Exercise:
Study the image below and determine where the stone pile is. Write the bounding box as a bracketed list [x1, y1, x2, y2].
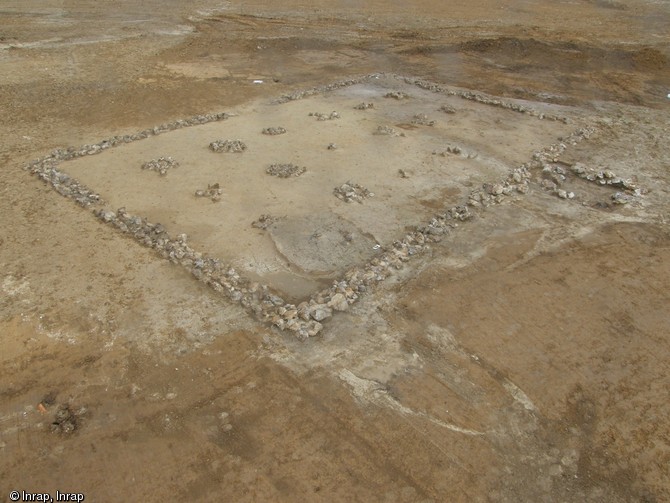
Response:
[142, 156, 179, 176]
[538, 164, 575, 199]
[251, 214, 276, 229]
[411, 113, 435, 126]
[468, 167, 533, 207]
[309, 111, 340, 121]
[51, 404, 80, 435]
[354, 102, 374, 110]
[439, 105, 456, 114]
[333, 182, 373, 203]
[266, 163, 306, 178]
[374, 125, 405, 137]
[611, 192, 636, 205]
[262, 127, 287, 135]
[195, 183, 223, 202]
[209, 139, 247, 153]
[384, 91, 410, 100]
[434, 145, 463, 155]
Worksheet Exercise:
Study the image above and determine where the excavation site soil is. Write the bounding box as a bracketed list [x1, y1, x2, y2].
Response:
[1, 1, 669, 501]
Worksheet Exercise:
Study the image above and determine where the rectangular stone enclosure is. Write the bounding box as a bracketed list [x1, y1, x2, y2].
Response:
[34, 74, 579, 337]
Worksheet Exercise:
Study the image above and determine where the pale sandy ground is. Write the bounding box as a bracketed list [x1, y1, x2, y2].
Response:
[1, 1, 669, 501]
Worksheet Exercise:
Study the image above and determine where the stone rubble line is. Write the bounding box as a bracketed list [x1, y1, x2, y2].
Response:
[23, 79, 592, 340]
[465, 125, 600, 207]
[540, 162, 644, 204]
[275, 72, 570, 123]
[399, 75, 570, 123]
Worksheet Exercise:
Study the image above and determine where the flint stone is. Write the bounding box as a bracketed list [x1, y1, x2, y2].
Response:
[310, 305, 333, 321]
[328, 293, 349, 311]
[489, 184, 504, 195]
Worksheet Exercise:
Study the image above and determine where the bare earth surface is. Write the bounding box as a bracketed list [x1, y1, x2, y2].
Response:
[1, 1, 669, 501]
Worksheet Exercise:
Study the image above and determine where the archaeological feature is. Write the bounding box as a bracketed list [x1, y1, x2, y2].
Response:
[24, 74, 640, 340]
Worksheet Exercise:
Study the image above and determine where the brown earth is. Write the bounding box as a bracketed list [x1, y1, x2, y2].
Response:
[1, 1, 669, 501]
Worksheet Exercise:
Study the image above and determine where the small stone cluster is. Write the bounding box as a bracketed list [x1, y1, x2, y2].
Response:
[384, 91, 410, 100]
[142, 156, 179, 176]
[195, 183, 223, 202]
[375, 125, 405, 137]
[538, 164, 575, 199]
[439, 104, 456, 114]
[433, 145, 466, 156]
[251, 214, 276, 229]
[611, 192, 636, 205]
[354, 102, 375, 110]
[333, 182, 373, 203]
[411, 113, 435, 126]
[309, 111, 340, 121]
[209, 139, 247, 153]
[262, 127, 287, 135]
[266, 163, 306, 178]
[468, 167, 532, 207]
[51, 404, 80, 435]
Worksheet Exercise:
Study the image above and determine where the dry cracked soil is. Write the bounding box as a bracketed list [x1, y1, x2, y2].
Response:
[1, 1, 669, 502]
